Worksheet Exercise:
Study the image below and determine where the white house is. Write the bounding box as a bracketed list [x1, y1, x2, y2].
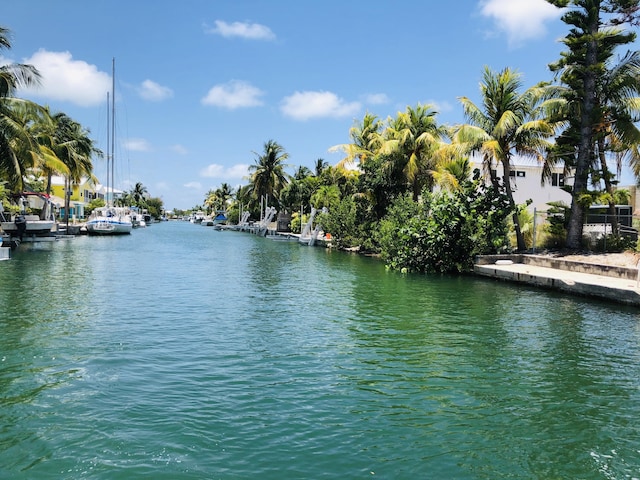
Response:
[474, 160, 572, 213]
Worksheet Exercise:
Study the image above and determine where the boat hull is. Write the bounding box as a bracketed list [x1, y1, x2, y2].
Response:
[86, 219, 132, 235]
[1, 219, 55, 237]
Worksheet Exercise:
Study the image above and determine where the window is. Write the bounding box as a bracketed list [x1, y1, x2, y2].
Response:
[516, 171, 526, 178]
[551, 173, 565, 187]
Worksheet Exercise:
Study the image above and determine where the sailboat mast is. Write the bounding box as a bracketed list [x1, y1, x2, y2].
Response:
[106, 91, 110, 207]
[111, 57, 116, 207]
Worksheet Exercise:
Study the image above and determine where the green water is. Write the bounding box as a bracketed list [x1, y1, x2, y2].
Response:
[1, 221, 639, 479]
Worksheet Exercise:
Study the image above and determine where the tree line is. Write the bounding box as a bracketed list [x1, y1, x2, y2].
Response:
[204, 0, 640, 272]
[0, 27, 161, 219]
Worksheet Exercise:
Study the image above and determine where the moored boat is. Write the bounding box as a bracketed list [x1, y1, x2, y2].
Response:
[85, 206, 133, 235]
[0, 192, 57, 240]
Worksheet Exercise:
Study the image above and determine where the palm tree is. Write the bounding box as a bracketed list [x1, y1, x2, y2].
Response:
[594, 50, 640, 233]
[293, 165, 312, 180]
[0, 27, 40, 98]
[431, 156, 472, 192]
[331, 112, 383, 169]
[547, 0, 640, 249]
[1, 100, 68, 192]
[454, 67, 555, 251]
[311, 184, 341, 210]
[44, 113, 99, 221]
[0, 27, 42, 192]
[204, 183, 234, 213]
[379, 103, 449, 201]
[314, 158, 329, 176]
[247, 139, 290, 207]
[130, 182, 148, 206]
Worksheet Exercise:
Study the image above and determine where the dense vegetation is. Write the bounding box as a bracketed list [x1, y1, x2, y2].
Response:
[196, 1, 640, 273]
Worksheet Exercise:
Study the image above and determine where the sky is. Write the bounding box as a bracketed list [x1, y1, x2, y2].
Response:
[2, 0, 632, 210]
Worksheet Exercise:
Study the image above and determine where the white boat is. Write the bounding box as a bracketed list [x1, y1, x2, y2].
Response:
[0, 193, 56, 239]
[86, 58, 132, 236]
[86, 206, 133, 235]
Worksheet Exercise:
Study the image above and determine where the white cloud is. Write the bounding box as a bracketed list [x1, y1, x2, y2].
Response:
[281, 91, 361, 121]
[363, 93, 390, 105]
[201, 80, 265, 109]
[199, 163, 249, 180]
[427, 99, 454, 113]
[204, 20, 276, 41]
[184, 181, 203, 190]
[138, 79, 173, 101]
[479, 0, 562, 46]
[170, 144, 188, 155]
[18, 50, 110, 107]
[124, 138, 151, 152]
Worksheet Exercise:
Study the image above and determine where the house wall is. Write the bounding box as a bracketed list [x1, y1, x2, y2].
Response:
[476, 163, 572, 213]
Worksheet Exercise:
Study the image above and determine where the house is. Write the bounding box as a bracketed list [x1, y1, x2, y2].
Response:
[49, 176, 124, 220]
[475, 160, 572, 213]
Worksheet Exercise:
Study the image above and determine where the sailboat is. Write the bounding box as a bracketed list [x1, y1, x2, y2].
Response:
[86, 58, 133, 235]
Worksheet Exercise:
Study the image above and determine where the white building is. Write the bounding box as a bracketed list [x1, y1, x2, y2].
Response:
[474, 160, 572, 213]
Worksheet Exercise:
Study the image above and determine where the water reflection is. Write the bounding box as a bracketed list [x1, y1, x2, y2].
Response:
[1, 224, 640, 479]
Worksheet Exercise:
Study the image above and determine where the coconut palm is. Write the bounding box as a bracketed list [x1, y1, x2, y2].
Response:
[311, 185, 341, 210]
[379, 103, 449, 201]
[0, 27, 42, 191]
[130, 182, 148, 206]
[0, 27, 40, 98]
[314, 158, 329, 176]
[46, 113, 99, 220]
[331, 112, 383, 169]
[431, 156, 472, 192]
[217, 182, 233, 208]
[204, 183, 234, 213]
[1, 100, 67, 192]
[454, 67, 555, 251]
[247, 139, 290, 206]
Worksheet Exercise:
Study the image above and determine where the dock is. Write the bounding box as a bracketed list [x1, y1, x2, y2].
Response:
[475, 254, 640, 306]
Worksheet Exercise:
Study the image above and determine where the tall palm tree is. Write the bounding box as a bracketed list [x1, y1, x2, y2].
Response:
[331, 112, 383, 169]
[454, 67, 555, 251]
[0, 27, 42, 192]
[0, 27, 40, 98]
[247, 139, 290, 206]
[314, 158, 329, 176]
[1, 100, 68, 192]
[379, 103, 449, 201]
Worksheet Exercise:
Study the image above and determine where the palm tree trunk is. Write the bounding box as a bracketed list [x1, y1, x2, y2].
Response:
[503, 162, 526, 251]
[64, 176, 70, 224]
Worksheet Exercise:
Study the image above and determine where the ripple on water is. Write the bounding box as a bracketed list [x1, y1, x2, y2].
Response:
[2, 223, 640, 479]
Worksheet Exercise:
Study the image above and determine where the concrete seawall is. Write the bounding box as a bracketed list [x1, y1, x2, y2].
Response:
[474, 254, 640, 306]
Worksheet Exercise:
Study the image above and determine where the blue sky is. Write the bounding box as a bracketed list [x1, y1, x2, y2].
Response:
[1, 0, 613, 210]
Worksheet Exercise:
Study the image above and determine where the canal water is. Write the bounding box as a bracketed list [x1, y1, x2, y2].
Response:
[1, 221, 639, 479]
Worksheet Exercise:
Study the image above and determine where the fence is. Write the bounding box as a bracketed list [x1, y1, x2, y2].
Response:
[531, 206, 639, 253]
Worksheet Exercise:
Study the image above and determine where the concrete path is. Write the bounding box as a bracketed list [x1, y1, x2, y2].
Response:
[474, 260, 640, 306]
